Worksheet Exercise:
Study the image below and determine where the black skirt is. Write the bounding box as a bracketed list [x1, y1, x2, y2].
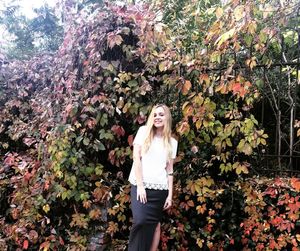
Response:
[128, 185, 168, 251]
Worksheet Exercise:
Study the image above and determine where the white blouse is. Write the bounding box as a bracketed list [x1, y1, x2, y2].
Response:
[128, 126, 178, 190]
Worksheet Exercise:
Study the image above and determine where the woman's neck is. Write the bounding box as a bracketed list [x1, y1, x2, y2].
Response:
[154, 127, 163, 137]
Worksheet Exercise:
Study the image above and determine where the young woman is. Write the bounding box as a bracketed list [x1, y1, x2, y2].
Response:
[128, 104, 178, 251]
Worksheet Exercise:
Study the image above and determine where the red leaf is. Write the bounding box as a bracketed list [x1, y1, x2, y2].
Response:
[107, 33, 123, 49]
[232, 82, 241, 93]
[59, 236, 65, 246]
[23, 137, 36, 146]
[24, 171, 32, 182]
[23, 240, 29, 250]
[111, 125, 125, 137]
[128, 135, 134, 146]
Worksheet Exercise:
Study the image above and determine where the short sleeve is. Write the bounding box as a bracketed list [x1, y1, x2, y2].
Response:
[171, 138, 178, 159]
[133, 126, 146, 146]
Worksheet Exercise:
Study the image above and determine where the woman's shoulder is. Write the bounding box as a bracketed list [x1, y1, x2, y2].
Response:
[170, 136, 178, 144]
[138, 125, 147, 132]
[135, 125, 147, 137]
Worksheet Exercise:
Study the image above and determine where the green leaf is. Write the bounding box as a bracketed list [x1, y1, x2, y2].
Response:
[128, 80, 138, 88]
[100, 114, 108, 126]
[226, 138, 232, 147]
[237, 139, 245, 151]
[83, 137, 90, 146]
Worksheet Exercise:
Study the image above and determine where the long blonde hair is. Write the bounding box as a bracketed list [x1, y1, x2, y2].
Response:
[142, 104, 173, 160]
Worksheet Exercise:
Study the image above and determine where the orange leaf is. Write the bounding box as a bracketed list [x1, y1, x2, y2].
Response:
[215, 82, 227, 94]
[182, 80, 192, 95]
[187, 200, 195, 207]
[196, 204, 207, 214]
[176, 121, 190, 136]
[199, 74, 210, 84]
[40, 241, 50, 250]
[215, 7, 223, 19]
[291, 178, 300, 192]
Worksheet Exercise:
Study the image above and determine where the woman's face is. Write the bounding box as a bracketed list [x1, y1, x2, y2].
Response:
[153, 106, 166, 128]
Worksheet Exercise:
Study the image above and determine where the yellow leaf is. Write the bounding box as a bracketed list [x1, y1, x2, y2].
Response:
[215, 28, 235, 48]
[194, 184, 201, 194]
[201, 177, 214, 187]
[236, 164, 249, 175]
[248, 21, 257, 34]
[203, 120, 209, 128]
[234, 5, 244, 21]
[243, 143, 253, 155]
[43, 204, 50, 213]
[197, 238, 204, 248]
[195, 120, 202, 129]
[215, 7, 223, 19]
[197, 196, 206, 203]
[246, 57, 257, 70]
[158, 61, 166, 72]
[183, 104, 193, 117]
[260, 138, 266, 145]
[193, 93, 204, 105]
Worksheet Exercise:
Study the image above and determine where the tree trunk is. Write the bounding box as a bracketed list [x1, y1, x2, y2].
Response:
[283, 52, 294, 169]
[277, 109, 281, 169]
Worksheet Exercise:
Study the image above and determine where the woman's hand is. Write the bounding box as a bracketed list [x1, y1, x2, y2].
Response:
[163, 197, 172, 210]
[137, 185, 147, 204]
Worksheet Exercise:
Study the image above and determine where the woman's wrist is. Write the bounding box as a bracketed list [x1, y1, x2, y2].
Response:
[137, 182, 144, 188]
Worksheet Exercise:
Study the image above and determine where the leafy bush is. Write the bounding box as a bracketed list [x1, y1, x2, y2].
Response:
[0, 1, 299, 251]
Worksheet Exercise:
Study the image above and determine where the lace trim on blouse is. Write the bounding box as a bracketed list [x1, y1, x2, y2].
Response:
[130, 180, 168, 190]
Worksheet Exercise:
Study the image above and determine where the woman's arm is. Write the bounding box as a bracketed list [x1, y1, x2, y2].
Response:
[133, 144, 147, 203]
[164, 159, 174, 210]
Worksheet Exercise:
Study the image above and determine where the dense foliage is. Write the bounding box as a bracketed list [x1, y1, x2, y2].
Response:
[0, 0, 300, 250]
[0, 1, 63, 59]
